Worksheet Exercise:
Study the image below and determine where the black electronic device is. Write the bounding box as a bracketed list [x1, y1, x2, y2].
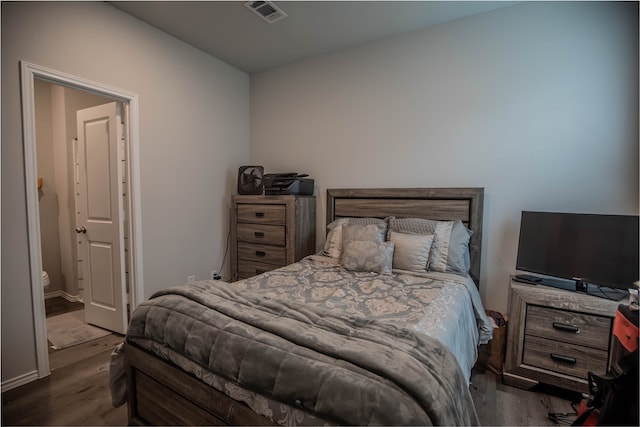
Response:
[264, 173, 314, 196]
[514, 274, 542, 284]
[516, 211, 639, 301]
[237, 166, 264, 195]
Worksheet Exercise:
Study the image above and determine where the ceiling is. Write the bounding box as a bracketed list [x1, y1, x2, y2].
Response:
[109, 1, 518, 74]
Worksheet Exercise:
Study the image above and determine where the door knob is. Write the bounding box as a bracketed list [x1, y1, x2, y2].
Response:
[75, 226, 87, 234]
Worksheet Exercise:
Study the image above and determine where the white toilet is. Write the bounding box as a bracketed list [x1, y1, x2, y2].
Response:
[42, 270, 50, 288]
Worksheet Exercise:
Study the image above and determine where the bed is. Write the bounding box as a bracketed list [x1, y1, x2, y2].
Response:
[117, 187, 492, 426]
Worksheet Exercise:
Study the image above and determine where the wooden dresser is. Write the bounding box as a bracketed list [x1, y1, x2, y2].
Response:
[231, 195, 316, 281]
[503, 279, 624, 393]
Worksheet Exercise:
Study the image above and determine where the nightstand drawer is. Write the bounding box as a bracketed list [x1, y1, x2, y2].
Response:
[237, 242, 286, 265]
[523, 335, 608, 379]
[237, 261, 279, 280]
[236, 223, 285, 246]
[237, 204, 286, 225]
[525, 305, 612, 351]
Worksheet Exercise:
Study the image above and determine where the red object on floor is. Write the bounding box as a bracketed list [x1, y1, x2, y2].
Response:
[612, 307, 639, 353]
[576, 400, 598, 426]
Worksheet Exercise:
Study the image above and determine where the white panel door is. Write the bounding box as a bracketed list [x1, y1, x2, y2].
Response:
[76, 102, 127, 334]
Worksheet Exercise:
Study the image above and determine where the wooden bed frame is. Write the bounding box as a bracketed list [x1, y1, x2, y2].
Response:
[125, 187, 484, 425]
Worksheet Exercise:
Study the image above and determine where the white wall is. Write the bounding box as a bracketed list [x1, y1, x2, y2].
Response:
[35, 80, 64, 294]
[251, 2, 639, 311]
[2, 2, 250, 385]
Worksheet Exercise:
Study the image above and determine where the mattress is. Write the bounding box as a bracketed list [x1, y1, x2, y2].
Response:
[122, 255, 492, 425]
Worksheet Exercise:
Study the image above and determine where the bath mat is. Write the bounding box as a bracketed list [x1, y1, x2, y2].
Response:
[47, 309, 112, 350]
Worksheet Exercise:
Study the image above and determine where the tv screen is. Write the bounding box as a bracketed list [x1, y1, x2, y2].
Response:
[516, 211, 639, 291]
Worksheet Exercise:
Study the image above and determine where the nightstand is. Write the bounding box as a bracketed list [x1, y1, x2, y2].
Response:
[503, 278, 625, 393]
[230, 195, 316, 281]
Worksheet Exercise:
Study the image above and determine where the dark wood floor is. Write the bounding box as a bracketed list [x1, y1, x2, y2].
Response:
[44, 296, 84, 318]
[2, 297, 128, 425]
[470, 368, 580, 426]
[2, 298, 580, 426]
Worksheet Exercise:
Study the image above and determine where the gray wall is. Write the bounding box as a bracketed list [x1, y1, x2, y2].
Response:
[3, 0, 638, 389]
[2, 2, 250, 384]
[35, 81, 63, 295]
[250, 2, 639, 310]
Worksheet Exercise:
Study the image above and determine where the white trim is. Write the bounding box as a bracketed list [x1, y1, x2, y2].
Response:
[19, 61, 144, 381]
[43, 290, 81, 302]
[20, 62, 49, 378]
[1, 370, 40, 393]
[123, 100, 145, 309]
[44, 290, 64, 300]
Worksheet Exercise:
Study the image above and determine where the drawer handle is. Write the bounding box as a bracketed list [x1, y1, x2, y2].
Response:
[255, 251, 266, 257]
[552, 322, 580, 334]
[255, 212, 265, 218]
[550, 353, 577, 364]
[254, 232, 265, 238]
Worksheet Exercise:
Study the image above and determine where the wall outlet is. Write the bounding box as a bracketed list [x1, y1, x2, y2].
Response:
[187, 275, 196, 283]
[211, 270, 222, 280]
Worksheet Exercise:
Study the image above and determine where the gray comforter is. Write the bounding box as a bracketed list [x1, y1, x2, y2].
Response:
[126, 269, 480, 425]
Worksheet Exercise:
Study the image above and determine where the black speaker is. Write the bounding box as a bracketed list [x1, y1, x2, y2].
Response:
[237, 166, 264, 195]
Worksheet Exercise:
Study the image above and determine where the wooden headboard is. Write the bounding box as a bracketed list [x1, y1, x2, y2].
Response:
[326, 188, 484, 286]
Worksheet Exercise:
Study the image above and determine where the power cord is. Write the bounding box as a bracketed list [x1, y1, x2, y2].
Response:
[547, 412, 576, 425]
[548, 402, 580, 425]
[593, 285, 628, 301]
[215, 215, 231, 281]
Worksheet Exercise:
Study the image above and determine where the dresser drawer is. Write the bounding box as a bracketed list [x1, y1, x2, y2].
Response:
[237, 261, 279, 280]
[237, 204, 286, 225]
[237, 242, 286, 266]
[523, 335, 608, 379]
[231, 195, 316, 281]
[525, 305, 612, 351]
[236, 223, 285, 246]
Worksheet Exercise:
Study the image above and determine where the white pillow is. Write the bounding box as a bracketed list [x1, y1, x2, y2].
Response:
[389, 232, 434, 273]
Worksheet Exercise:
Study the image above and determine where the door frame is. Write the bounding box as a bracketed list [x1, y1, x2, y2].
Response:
[20, 61, 144, 378]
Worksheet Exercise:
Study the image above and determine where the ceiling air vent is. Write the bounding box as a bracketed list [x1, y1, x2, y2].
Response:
[244, 1, 288, 24]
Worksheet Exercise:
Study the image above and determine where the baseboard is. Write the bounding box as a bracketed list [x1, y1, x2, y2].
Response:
[44, 289, 63, 300]
[1, 370, 41, 392]
[44, 290, 81, 302]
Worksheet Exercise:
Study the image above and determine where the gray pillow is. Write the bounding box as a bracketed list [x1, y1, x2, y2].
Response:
[341, 240, 394, 275]
[429, 220, 472, 275]
[389, 232, 434, 272]
[388, 217, 438, 235]
[389, 217, 472, 275]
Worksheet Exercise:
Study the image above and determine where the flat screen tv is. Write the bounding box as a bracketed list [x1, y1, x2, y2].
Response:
[516, 211, 639, 300]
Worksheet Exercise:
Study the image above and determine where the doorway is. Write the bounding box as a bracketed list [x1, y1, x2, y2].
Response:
[35, 81, 126, 352]
[36, 80, 112, 304]
[21, 61, 144, 379]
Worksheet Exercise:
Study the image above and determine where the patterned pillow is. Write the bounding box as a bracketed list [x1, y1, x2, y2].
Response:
[321, 218, 387, 258]
[321, 219, 349, 258]
[341, 240, 394, 275]
[342, 223, 386, 244]
[389, 218, 472, 275]
[389, 232, 434, 272]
